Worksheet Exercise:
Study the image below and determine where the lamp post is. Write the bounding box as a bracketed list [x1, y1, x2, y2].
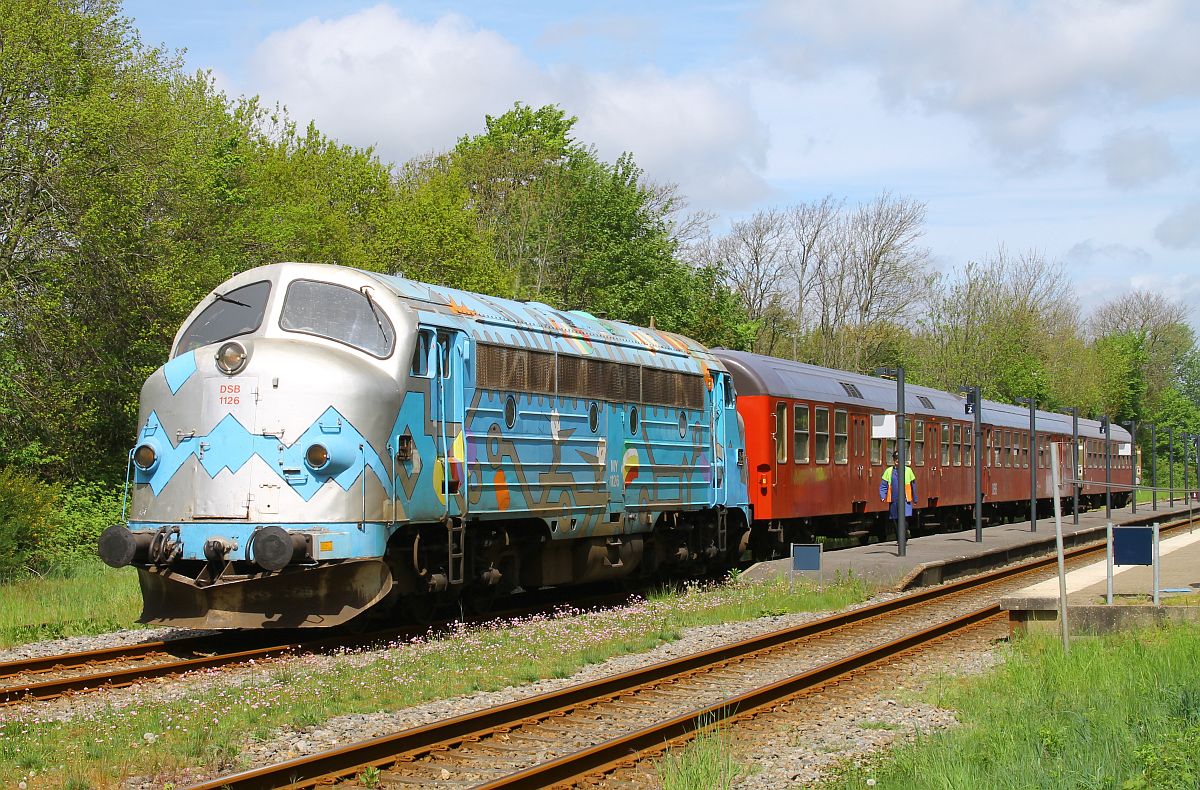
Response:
[1017, 397, 1037, 531]
[874, 366, 907, 556]
[1149, 423, 1157, 511]
[1169, 427, 1175, 506]
[1065, 407, 1080, 524]
[1123, 421, 1137, 514]
[959, 385, 983, 542]
[1184, 433, 1190, 507]
[1102, 416, 1112, 519]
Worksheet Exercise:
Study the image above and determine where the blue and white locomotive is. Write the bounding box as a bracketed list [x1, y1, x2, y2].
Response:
[99, 262, 752, 628]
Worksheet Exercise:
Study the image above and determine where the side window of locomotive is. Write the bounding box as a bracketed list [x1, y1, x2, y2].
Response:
[774, 402, 788, 463]
[794, 405, 810, 463]
[814, 407, 830, 464]
[279, 280, 396, 358]
[410, 330, 434, 377]
[176, 280, 271, 355]
[437, 332, 451, 378]
[834, 410, 848, 464]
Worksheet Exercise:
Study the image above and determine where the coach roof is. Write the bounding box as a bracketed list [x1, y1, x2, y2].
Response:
[712, 349, 1129, 442]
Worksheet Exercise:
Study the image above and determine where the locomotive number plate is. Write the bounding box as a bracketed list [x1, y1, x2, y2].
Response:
[203, 377, 258, 429]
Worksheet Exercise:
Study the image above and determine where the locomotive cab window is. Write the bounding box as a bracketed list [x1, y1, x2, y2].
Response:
[279, 280, 396, 358]
[410, 330, 434, 377]
[177, 280, 271, 355]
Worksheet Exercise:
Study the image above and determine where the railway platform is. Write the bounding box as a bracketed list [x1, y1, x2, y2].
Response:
[743, 500, 1200, 592]
[1001, 519, 1200, 634]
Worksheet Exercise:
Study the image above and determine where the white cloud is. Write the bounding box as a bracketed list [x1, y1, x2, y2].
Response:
[247, 4, 769, 211]
[1096, 127, 1179, 189]
[755, 0, 1200, 168]
[1155, 203, 1200, 249]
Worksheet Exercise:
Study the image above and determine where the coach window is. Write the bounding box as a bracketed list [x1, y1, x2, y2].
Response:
[794, 404, 810, 463]
[1003, 432, 1010, 467]
[941, 423, 951, 466]
[914, 420, 925, 465]
[952, 424, 962, 466]
[775, 402, 788, 463]
[870, 432, 882, 465]
[815, 407, 830, 464]
[834, 410, 849, 464]
[1023, 434, 1031, 468]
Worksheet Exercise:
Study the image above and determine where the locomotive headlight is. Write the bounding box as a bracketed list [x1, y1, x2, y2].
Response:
[305, 443, 330, 471]
[133, 442, 159, 472]
[303, 440, 355, 476]
[216, 341, 247, 375]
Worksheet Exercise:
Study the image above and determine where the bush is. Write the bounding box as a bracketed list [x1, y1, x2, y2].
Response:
[0, 467, 123, 580]
[0, 467, 61, 581]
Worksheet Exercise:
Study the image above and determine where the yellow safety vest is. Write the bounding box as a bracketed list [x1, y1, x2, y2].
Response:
[882, 465, 916, 504]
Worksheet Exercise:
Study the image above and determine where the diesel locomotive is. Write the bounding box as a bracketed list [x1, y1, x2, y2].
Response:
[98, 262, 1133, 628]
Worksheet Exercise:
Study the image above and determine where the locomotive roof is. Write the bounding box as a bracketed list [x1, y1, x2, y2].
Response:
[361, 268, 723, 375]
[712, 350, 1130, 442]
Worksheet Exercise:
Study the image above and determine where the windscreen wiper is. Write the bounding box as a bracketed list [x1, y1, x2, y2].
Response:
[212, 290, 250, 308]
[360, 286, 388, 339]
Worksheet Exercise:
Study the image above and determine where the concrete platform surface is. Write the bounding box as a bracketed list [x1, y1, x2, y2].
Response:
[744, 501, 1200, 591]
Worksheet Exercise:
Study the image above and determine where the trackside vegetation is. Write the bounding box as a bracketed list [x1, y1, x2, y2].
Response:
[831, 625, 1200, 790]
[0, 575, 867, 788]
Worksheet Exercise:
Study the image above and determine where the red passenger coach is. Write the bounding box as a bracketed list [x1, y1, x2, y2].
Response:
[713, 350, 1133, 544]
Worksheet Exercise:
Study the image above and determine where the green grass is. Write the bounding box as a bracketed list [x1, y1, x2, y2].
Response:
[829, 625, 1200, 790]
[0, 560, 144, 648]
[657, 720, 746, 790]
[0, 573, 870, 789]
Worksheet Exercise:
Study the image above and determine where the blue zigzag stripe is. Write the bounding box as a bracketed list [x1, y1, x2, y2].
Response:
[136, 406, 392, 501]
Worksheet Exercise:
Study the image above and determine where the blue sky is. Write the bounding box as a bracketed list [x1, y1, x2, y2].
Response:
[124, 1, 1200, 321]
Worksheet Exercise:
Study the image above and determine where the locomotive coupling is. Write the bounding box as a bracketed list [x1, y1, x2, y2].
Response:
[203, 537, 239, 564]
[98, 525, 154, 568]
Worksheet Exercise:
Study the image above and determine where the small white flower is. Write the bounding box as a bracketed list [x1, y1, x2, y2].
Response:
[19, 781, 28, 790]
[866, 780, 877, 787]
[143, 732, 158, 744]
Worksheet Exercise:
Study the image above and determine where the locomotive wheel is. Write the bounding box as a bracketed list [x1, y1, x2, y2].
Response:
[402, 593, 440, 625]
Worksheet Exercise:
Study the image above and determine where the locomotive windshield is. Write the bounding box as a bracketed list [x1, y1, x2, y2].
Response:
[176, 281, 271, 355]
[279, 279, 396, 358]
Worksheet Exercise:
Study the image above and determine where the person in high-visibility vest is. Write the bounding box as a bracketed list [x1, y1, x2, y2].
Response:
[879, 450, 917, 520]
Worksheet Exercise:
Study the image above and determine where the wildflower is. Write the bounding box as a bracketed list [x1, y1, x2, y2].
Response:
[866, 780, 877, 787]
[143, 732, 158, 744]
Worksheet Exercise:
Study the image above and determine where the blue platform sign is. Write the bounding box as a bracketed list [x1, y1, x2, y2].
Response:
[791, 543, 822, 572]
[1113, 526, 1153, 566]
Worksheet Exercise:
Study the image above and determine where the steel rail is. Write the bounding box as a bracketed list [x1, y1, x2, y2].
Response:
[0, 590, 637, 707]
[478, 605, 1005, 789]
[185, 514, 1191, 790]
[0, 634, 218, 680]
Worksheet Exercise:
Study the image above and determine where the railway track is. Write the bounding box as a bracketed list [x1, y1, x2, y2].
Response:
[184, 513, 1194, 790]
[0, 590, 635, 708]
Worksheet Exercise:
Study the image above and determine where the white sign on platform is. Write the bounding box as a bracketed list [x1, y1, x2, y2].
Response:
[871, 414, 896, 439]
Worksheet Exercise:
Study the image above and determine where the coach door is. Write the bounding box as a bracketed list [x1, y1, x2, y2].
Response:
[923, 420, 941, 506]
